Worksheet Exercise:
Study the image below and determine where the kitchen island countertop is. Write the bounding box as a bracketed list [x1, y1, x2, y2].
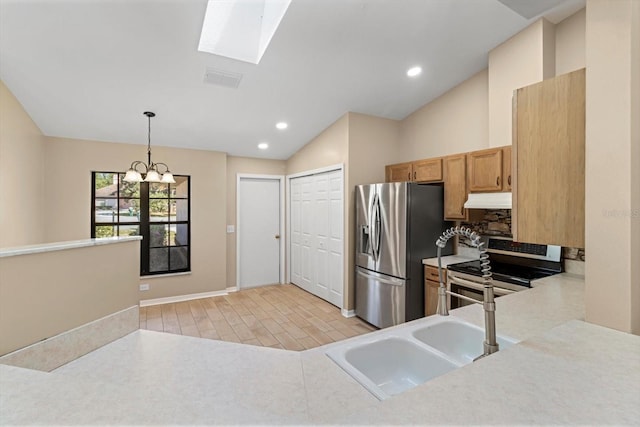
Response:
[2, 273, 639, 425]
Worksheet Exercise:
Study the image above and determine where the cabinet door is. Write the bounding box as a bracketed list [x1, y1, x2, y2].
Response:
[502, 146, 512, 191]
[512, 68, 585, 248]
[424, 264, 444, 317]
[467, 148, 503, 192]
[413, 158, 443, 182]
[385, 162, 413, 183]
[425, 280, 440, 317]
[443, 154, 468, 220]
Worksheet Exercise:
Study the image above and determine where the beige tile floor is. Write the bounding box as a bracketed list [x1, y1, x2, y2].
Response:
[139, 283, 377, 350]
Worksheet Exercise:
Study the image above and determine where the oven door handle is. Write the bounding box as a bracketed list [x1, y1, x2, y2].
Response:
[449, 275, 515, 296]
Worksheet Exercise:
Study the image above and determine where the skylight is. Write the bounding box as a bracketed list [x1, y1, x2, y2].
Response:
[198, 0, 292, 64]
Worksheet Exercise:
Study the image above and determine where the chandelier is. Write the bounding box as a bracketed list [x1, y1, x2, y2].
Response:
[123, 111, 175, 183]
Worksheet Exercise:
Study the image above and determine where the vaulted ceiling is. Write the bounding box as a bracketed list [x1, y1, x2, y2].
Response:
[0, 0, 583, 159]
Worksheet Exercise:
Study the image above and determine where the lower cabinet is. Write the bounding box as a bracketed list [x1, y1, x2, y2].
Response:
[424, 265, 445, 316]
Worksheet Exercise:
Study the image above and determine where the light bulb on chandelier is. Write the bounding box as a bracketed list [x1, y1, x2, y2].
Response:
[123, 111, 175, 184]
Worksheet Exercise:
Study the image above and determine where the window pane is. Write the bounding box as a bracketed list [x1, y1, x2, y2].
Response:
[172, 224, 188, 246]
[149, 224, 168, 247]
[118, 225, 139, 237]
[149, 183, 168, 198]
[119, 198, 141, 223]
[119, 175, 140, 198]
[170, 247, 188, 270]
[149, 200, 169, 221]
[171, 200, 189, 221]
[172, 176, 189, 198]
[150, 248, 168, 272]
[95, 173, 118, 196]
[95, 225, 115, 238]
[95, 199, 117, 223]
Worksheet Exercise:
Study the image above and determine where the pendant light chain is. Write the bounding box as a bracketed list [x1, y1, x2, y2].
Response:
[123, 111, 175, 184]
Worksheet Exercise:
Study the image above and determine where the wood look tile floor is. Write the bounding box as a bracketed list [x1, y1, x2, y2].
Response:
[139, 284, 377, 350]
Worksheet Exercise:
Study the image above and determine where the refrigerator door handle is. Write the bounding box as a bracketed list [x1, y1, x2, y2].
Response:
[372, 194, 382, 261]
[356, 268, 404, 286]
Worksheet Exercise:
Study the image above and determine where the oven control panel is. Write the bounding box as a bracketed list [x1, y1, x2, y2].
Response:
[488, 239, 547, 256]
[485, 236, 561, 262]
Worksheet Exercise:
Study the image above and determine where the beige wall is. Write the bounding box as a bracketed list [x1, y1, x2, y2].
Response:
[399, 69, 489, 158]
[585, 0, 640, 334]
[43, 136, 228, 300]
[555, 8, 586, 75]
[346, 112, 401, 309]
[0, 81, 46, 248]
[286, 114, 349, 176]
[0, 240, 140, 355]
[226, 156, 286, 288]
[488, 19, 555, 148]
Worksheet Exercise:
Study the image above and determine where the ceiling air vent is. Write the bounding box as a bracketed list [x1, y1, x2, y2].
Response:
[204, 67, 243, 89]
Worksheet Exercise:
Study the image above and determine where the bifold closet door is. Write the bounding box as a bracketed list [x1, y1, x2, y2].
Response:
[289, 169, 343, 308]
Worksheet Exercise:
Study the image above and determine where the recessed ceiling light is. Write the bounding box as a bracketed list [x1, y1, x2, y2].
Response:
[407, 66, 422, 77]
[276, 122, 288, 130]
[258, 142, 269, 150]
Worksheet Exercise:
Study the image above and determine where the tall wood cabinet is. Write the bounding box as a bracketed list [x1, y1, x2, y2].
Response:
[512, 68, 585, 248]
[443, 154, 468, 220]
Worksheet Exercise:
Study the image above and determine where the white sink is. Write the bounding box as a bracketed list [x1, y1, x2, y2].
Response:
[338, 337, 458, 399]
[412, 318, 517, 365]
[325, 316, 519, 400]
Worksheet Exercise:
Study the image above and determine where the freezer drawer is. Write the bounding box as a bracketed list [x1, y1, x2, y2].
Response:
[355, 267, 405, 329]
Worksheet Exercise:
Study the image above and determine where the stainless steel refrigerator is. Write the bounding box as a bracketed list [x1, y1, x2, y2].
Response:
[355, 182, 452, 328]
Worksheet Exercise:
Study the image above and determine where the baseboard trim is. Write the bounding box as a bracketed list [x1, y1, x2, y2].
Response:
[341, 309, 356, 318]
[140, 290, 228, 307]
[226, 286, 238, 293]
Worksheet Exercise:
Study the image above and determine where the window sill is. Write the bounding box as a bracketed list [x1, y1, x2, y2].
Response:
[140, 271, 191, 279]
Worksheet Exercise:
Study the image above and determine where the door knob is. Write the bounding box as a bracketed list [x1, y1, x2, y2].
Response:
[275, 235, 280, 239]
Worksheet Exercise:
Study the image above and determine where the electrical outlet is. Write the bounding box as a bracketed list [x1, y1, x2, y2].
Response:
[139, 284, 150, 291]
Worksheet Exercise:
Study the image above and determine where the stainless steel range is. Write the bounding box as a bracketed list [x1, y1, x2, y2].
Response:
[446, 236, 562, 309]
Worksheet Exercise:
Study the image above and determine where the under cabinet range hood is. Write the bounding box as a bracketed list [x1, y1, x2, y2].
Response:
[464, 192, 512, 209]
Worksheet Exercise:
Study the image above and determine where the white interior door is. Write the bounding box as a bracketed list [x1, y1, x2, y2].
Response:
[238, 176, 282, 288]
[288, 167, 343, 308]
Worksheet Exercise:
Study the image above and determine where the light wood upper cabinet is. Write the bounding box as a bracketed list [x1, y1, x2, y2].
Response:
[385, 162, 413, 182]
[512, 68, 585, 248]
[385, 158, 443, 183]
[502, 145, 512, 191]
[443, 154, 468, 220]
[413, 158, 443, 182]
[467, 148, 503, 192]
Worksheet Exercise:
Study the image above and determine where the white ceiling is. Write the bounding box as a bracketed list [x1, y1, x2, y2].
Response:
[0, 0, 584, 160]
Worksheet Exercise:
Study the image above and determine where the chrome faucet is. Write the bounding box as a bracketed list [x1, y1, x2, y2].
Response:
[435, 227, 499, 360]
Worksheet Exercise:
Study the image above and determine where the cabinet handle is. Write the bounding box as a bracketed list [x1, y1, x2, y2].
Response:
[497, 176, 500, 187]
[508, 175, 511, 186]
[413, 171, 416, 180]
[408, 172, 411, 180]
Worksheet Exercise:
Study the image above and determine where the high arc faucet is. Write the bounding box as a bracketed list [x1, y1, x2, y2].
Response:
[435, 226, 499, 360]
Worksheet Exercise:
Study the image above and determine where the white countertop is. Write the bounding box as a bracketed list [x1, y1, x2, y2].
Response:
[0, 236, 142, 258]
[2, 273, 639, 425]
[422, 254, 475, 268]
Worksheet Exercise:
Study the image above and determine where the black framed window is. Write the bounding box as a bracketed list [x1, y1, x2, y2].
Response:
[91, 172, 190, 276]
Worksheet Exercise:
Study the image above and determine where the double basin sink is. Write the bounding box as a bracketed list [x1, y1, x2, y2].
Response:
[325, 316, 518, 400]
